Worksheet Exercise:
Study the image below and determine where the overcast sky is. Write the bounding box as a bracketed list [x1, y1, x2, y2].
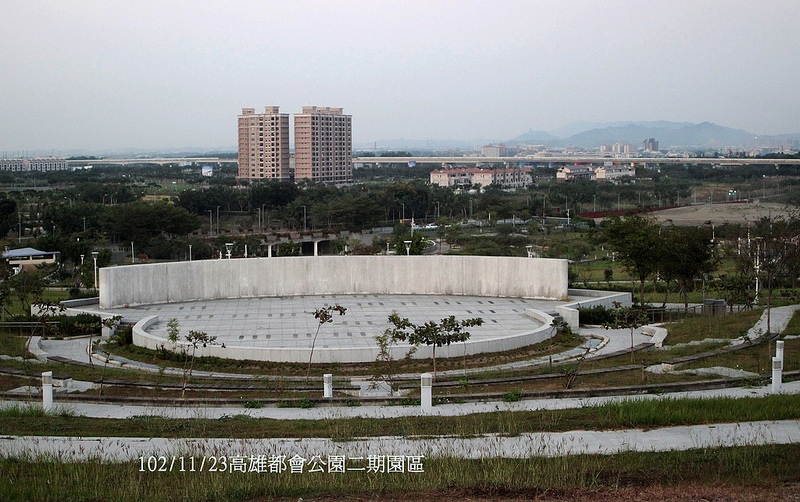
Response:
[2, 0, 799, 153]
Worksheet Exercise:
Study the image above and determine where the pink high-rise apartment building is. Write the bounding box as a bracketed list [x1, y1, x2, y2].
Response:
[237, 106, 290, 180]
[294, 106, 352, 184]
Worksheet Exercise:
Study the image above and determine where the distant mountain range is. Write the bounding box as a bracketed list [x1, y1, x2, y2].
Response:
[360, 121, 800, 152]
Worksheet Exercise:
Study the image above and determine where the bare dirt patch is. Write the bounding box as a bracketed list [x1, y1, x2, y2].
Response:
[652, 201, 797, 226]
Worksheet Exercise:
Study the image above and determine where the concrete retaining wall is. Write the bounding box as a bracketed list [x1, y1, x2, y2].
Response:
[100, 256, 568, 308]
[556, 289, 632, 329]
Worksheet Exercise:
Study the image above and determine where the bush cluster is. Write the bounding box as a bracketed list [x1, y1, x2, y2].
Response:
[577, 305, 615, 325]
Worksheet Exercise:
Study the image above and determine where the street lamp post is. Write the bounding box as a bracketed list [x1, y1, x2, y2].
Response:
[189, 244, 192, 261]
[404, 240, 412, 256]
[131, 242, 135, 264]
[302, 205, 307, 232]
[91, 251, 99, 292]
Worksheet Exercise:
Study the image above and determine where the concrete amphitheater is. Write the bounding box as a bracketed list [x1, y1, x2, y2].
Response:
[90, 256, 627, 363]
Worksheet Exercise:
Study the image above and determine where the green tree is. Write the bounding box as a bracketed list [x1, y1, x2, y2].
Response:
[386, 313, 483, 379]
[600, 214, 661, 303]
[183, 330, 217, 398]
[750, 215, 800, 334]
[373, 314, 418, 394]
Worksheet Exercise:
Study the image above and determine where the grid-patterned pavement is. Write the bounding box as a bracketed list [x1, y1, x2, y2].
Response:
[96, 294, 588, 351]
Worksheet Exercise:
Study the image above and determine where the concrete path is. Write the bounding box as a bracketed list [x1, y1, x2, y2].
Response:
[2, 420, 799, 462]
[4, 381, 799, 462]
[4, 380, 798, 421]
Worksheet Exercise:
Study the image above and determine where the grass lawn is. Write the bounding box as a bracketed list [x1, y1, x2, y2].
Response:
[662, 308, 763, 345]
[2, 444, 799, 501]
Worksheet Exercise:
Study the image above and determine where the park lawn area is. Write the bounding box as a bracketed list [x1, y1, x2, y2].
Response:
[1, 444, 798, 501]
[783, 310, 800, 337]
[1, 444, 799, 501]
[0, 332, 29, 357]
[662, 308, 763, 346]
[2, 393, 799, 438]
[1, 288, 71, 318]
[681, 335, 800, 374]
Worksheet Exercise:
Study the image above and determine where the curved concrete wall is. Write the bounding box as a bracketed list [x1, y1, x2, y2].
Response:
[100, 256, 568, 308]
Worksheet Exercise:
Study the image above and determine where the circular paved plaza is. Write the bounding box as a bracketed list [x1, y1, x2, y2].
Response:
[91, 293, 597, 362]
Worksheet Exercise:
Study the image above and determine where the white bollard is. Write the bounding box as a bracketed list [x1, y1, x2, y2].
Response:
[777, 340, 785, 364]
[420, 373, 433, 413]
[42, 371, 53, 412]
[772, 356, 783, 394]
[323, 374, 332, 398]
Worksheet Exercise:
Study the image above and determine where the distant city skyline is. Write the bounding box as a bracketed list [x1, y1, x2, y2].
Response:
[3, 1, 800, 152]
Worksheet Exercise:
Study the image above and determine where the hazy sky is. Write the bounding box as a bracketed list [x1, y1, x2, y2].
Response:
[3, 0, 799, 152]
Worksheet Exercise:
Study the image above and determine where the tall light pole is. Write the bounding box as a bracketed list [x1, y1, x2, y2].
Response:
[189, 244, 192, 261]
[302, 205, 307, 231]
[91, 251, 99, 293]
[131, 242, 134, 264]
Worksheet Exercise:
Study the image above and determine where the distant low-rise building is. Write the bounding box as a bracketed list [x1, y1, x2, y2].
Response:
[556, 165, 594, 182]
[2, 247, 60, 272]
[0, 157, 67, 172]
[430, 167, 532, 188]
[556, 163, 636, 183]
[594, 164, 635, 182]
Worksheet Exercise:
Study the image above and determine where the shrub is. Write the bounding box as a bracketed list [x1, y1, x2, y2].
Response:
[578, 305, 616, 325]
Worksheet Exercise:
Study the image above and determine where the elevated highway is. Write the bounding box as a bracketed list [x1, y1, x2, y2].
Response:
[355, 156, 800, 166]
[66, 156, 800, 168]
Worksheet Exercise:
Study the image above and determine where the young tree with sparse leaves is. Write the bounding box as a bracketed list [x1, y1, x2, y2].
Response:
[603, 301, 650, 362]
[386, 312, 483, 380]
[306, 304, 347, 382]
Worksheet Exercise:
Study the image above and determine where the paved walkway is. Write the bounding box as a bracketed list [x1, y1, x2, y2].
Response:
[3, 381, 799, 461]
[4, 306, 798, 462]
[2, 420, 799, 461]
